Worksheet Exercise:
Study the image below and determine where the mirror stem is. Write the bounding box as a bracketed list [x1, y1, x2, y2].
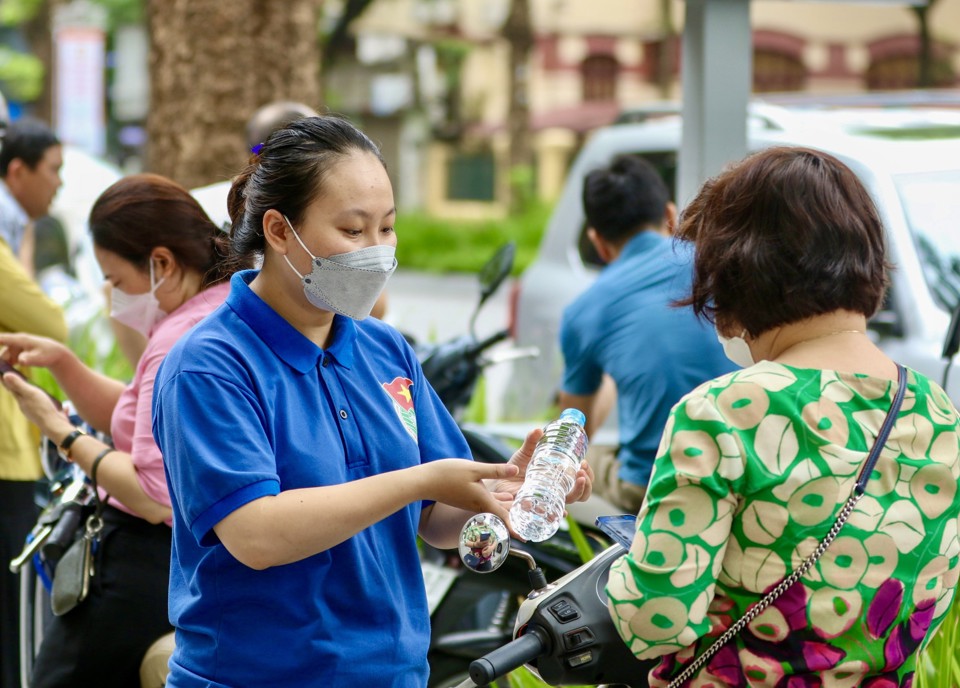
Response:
[510, 547, 548, 590]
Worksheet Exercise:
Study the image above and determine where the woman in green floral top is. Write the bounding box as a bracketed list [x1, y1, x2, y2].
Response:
[606, 146, 960, 687]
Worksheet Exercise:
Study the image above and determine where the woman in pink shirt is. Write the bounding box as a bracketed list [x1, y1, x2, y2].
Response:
[0, 173, 252, 688]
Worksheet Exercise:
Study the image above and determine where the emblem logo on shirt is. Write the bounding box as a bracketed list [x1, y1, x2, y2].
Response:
[382, 376, 417, 441]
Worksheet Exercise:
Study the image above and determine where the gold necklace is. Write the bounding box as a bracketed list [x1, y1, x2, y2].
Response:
[798, 329, 865, 344]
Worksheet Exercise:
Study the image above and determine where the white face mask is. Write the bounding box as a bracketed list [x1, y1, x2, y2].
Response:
[717, 329, 754, 368]
[282, 215, 397, 320]
[110, 260, 167, 337]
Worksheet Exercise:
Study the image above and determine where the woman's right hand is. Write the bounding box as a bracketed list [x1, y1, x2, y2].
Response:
[418, 459, 519, 519]
[0, 332, 69, 371]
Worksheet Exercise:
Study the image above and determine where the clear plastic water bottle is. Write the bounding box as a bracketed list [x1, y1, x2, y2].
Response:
[509, 408, 589, 542]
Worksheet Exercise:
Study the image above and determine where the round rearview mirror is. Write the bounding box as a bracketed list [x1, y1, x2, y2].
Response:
[459, 513, 510, 574]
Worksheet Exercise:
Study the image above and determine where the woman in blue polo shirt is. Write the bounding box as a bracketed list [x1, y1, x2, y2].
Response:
[152, 115, 593, 688]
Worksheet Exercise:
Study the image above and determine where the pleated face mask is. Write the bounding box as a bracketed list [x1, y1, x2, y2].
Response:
[110, 260, 167, 336]
[282, 215, 397, 320]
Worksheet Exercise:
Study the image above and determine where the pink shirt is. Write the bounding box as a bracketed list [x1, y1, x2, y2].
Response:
[107, 281, 230, 523]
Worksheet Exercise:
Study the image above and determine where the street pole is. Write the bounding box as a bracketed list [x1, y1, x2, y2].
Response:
[677, 0, 751, 207]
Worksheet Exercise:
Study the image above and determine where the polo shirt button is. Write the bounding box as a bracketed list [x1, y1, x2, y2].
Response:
[322, 358, 330, 367]
[339, 409, 348, 420]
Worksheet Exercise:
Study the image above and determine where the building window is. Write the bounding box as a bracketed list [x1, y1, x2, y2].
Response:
[867, 54, 955, 90]
[581, 54, 619, 102]
[866, 34, 956, 91]
[447, 150, 495, 201]
[753, 50, 806, 92]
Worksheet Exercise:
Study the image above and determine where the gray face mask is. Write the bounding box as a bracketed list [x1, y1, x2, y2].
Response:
[282, 215, 397, 320]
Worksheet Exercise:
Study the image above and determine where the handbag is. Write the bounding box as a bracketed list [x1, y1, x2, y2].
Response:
[667, 364, 907, 688]
[50, 515, 99, 616]
[50, 448, 113, 617]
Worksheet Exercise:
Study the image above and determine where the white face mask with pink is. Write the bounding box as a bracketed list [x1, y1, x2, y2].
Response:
[109, 260, 167, 337]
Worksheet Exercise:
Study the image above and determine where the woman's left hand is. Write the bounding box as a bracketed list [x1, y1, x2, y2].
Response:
[492, 428, 594, 505]
[0, 371, 72, 441]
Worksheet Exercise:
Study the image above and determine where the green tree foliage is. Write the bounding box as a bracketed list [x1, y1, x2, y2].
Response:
[90, 0, 143, 29]
[0, 0, 44, 25]
[0, 46, 42, 100]
[0, 0, 45, 103]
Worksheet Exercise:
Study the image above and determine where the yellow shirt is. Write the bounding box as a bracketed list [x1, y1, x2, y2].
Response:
[0, 238, 67, 481]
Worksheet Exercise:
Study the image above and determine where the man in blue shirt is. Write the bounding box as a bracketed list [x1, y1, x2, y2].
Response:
[558, 154, 735, 514]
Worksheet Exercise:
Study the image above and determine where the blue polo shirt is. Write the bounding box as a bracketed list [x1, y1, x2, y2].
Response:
[559, 232, 735, 487]
[153, 270, 469, 688]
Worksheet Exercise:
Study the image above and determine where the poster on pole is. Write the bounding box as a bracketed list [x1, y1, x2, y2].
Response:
[53, 2, 107, 157]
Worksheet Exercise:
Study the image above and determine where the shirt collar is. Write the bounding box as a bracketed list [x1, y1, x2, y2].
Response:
[619, 230, 666, 259]
[0, 180, 28, 224]
[226, 270, 357, 373]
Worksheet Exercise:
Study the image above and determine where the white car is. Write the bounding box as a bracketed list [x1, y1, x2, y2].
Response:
[504, 100, 960, 420]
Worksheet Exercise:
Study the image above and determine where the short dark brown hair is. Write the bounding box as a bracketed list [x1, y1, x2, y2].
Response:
[676, 146, 891, 336]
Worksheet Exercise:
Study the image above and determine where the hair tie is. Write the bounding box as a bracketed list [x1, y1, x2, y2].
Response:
[250, 143, 264, 155]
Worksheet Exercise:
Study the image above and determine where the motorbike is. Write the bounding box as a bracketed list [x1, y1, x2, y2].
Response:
[444, 307, 960, 688]
[9, 411, 102, 688]
[448, 512, 656, 688]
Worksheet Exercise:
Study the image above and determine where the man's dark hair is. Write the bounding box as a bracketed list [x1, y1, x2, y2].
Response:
[582, 154, 670, 244]
[0, 117, 60, 177]
[676, 146, 891, 336]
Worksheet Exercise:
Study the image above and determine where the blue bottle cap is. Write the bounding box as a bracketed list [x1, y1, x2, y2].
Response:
[559, 408, 586, 427]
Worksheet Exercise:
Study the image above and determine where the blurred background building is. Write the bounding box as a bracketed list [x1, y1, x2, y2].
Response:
[0, 0, 957, 219]
[327, 0, 960, 217]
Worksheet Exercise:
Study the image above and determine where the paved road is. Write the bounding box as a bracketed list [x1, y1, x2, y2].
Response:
[382, 269, 514, 421]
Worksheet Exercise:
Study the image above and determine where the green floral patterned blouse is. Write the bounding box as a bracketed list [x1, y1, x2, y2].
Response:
[607, 362, 960, 687]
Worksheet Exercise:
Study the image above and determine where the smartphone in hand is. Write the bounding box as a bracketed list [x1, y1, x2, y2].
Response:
[0, 358, 26, 380]
[0, 359, 63, 410]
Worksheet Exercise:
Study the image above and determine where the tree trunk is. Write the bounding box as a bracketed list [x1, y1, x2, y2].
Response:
[23, 0, 59, 124]
[501, 0, 533, 212]
[146, 0, 322, 188]
[656, 0, 675, 99]
[913, 0, 939, 88]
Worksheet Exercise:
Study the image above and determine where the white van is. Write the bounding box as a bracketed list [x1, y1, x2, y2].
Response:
[504, 100, 960, 420]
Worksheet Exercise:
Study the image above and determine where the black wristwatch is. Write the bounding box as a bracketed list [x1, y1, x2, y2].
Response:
[59, 427, 86, 457]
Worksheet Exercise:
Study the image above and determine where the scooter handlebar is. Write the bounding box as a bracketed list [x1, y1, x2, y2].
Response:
[472, 329, 510, 358]
[469, 627, 547, 686]
[41, 502, 83, 562]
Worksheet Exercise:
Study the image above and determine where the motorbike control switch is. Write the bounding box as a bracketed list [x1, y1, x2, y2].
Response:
[548, 599, 580, 623]
[566, 650, 595, 668]
[563, 626, 595, 650]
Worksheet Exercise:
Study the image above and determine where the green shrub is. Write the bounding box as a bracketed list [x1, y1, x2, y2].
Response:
[394, 203, 549, 275]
